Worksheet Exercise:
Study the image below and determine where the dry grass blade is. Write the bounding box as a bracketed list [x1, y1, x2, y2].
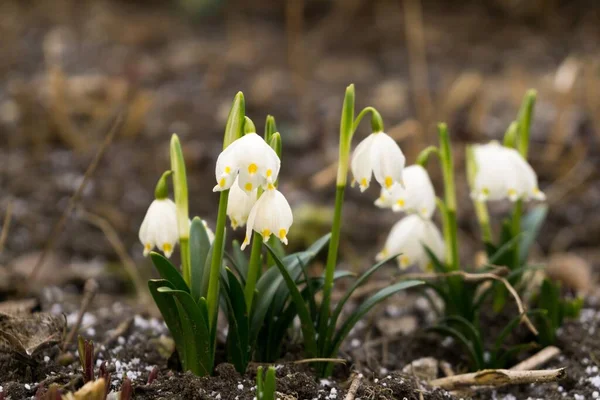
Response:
[62, 279, 98, 351]
[25, 111, 124, 290]
[344, 373, 362, 400]
[0, 201, 13, 254]
[510, 346, 561, 371]
[78, 208, 151, 307]
[429, 368, 565, 390]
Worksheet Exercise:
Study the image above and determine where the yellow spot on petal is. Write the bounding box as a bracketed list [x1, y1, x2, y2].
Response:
[245, 182, 253, 191]
[144, 243, 152, 251]
[219, 177, 226, 187]
[266, 169, 272, 177]
[421, 207, 428, 215]
[224, 166, 231, 174]
[278, 229, 287, 240]
[162, 243, 172, 253]
[396, 199, 405, 207]
[262, 229, 271, 239]
[267, 183, 275, 190]
[231, 219, 238, 229]
[384, 176, 393, 189]
[248, 163, 258, 174]
[507, 188, 517, 197]
[400, 255, 410, 268]
[360, 178, 368, 188]
[482, 187, 490, 196]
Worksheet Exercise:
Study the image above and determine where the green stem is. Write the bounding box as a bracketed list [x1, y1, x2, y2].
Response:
[318, 185, 345, 344]
[353, 106, 384, 133]
[207, 190, 229, 326]
[475, 201, 492, 244]
[438, 124, 459, 271]
[511, 199, 523, 268]
[170, 135, 190, 285]
[517, 90, 537, 159]
[244, 231, 263, 310]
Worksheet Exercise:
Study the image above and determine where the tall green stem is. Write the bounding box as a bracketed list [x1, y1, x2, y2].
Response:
[319, 85, 355, 341]
[207, 190, 229, 326]
[438, 124, 459, 271]
[244, 232, 263, 310]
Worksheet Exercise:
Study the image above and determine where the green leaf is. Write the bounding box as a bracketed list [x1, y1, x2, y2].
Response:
[264, 243, 318, 357]
[428, 325, 482, 370]
[263, 366, 276, 400]
[495, 342, 538, 369]
[222, 268, 250, 374]
[190, 217, 212, 301]
[223, 92, 245, 148]
[156, 287, 212, 376]
[148, 280, 186, 368]
[519, 205, 548, 265]
[423, 245, 447, 273]
[251, 234, 330, 345]
[329, 280, 423, 360]
[328, 253, 397, 345]
[492, 309, 546, 362]
[150, 252, 189, 293]
[439, 316, 484, 367]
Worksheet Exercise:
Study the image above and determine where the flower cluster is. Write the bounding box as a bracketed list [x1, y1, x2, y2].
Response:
[216, 132, 293, 250]
[350, 132, 444, 270]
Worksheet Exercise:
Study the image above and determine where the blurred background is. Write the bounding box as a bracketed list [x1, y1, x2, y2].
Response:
[0, 0, 599, 287]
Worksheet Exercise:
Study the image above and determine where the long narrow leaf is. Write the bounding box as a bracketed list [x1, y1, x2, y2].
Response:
[231, 240, 249, 280]
[222, 268, 249, 373]
[264, 243, 318, 357]
[519, 205, 547, 265]
[439, 316, 484, 367]
[190, 217, 212, 301]
[157, 287, 212, 376]
[148, 280, 186, 369]
[150, 252, 189, 292]
[428, 325, 481, 370]
[330, 280, 423, 360]
[492, 309, 546, 362]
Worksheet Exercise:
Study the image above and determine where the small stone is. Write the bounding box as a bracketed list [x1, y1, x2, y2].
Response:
[546, 253, 592, 295]
[376, 315, 418, 336]
[402, 357, 439, 380]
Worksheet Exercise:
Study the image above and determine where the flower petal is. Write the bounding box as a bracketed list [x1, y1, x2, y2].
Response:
[350, 134, 375, 191]
[370, 132, 405, 190]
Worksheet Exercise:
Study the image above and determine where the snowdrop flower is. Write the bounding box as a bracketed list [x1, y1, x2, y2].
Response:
[213, 133, 280, 194]
[226, 176, 258, 229]
[376, 215, 445, 270]
[241, 184, 293, 250]
[374, 165, 436, 219]
[139, 198, 179, 258]
[471, 142, 545, 202]
[351, 131, 406, 192]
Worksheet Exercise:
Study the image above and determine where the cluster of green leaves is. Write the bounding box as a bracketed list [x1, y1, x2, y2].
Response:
[422, 91, 582, 371]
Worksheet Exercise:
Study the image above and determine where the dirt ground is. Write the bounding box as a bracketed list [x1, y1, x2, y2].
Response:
[1, 0, 600, 399]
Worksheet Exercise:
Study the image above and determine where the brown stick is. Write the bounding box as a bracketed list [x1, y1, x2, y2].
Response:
[510, 346, 561, 371]
[0, 201, 13, 254]
[344, 374, 362, 400]
[430, 368, 566, 390]
[26, 112, 123, 288]
[78, 208, 151, 307]
[62, 279, 98, 350]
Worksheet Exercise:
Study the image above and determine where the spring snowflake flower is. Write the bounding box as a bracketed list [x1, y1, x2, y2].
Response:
[376, 214, 445, 270]
[471, 142, 545, 202]
[227, 176, 258, 229]
[374, 165, 436, 219]
[213, 133, 280, 194]
[351, 131, 406, 192]
[241, 184, 293, 250]
[139, 198, 179, 258]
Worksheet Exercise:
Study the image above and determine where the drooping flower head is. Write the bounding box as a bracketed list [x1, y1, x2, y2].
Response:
[350, 131, 406, 192]
[139, 198, 179, 258]
[471, 141, 545, 202]
[375, 165, 436, 219]
[226, 176, 258, 229]
[241, 183, 293, 251]
[214, 133, 280, 194]
[376, 214, 445, 270]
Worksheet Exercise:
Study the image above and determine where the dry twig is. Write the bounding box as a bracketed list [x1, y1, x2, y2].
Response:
[0, 201, 13, 254]
[26, 111, 123, 289]
[344, 374, 362, 400]
[510, 346, 561, 371]
[62, 279, 98, 351]
[429, 368, 565, 390]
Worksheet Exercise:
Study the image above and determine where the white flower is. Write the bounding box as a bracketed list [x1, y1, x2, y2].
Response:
[374, 165, 436, 219]
[213, 133, 280, 194]
[471, 142, 545, 202]
[351, 131, 406, 192]
[241, 184, 293, 250]
[376, 215, 445, 270]
[139, 198, 179, 258]
[226, 176, 258, 229]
